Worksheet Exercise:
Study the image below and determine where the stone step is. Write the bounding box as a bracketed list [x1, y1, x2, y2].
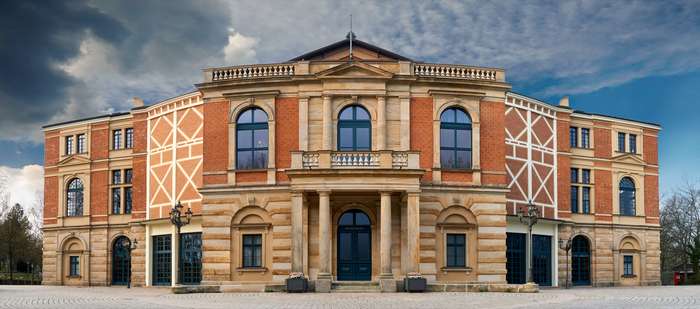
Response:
[331, 281, 381, 293]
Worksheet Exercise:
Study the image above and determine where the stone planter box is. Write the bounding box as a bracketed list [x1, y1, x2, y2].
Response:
[404, 277, 427, 293]
[285, 277, 308, 293]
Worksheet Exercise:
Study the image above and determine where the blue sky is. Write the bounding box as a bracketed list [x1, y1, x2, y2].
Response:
[1, 0, 699, 210]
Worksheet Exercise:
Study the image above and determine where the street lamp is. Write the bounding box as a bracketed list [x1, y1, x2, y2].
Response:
[558, 237, 572, 289]
[169, 201, 192, 285]
[117, 236, 138, 288]
[517, 200, 539, 284]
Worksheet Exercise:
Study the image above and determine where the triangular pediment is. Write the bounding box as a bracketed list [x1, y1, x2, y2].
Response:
[315, 62, 394, 79]
[57, 155, 91, 167]
[612, 153, 646, 165]
[290, 38, 411, 62]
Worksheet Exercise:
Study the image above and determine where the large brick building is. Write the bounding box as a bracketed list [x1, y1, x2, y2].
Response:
[41, 37, 660, 291]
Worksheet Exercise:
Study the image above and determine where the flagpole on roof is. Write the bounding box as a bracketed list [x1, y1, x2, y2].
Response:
[348, 14, 353, 61]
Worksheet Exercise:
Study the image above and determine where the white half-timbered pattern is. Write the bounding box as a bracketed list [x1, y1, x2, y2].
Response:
[505, 93, 558, 219]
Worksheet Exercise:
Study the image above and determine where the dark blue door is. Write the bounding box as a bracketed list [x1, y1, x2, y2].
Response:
[337, 210, 372, 281]
[532, 235, 552, 286]
[572, 235, 591, 286]
[506, 233, 526, 284]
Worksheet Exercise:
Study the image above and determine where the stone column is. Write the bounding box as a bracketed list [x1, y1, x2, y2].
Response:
[316, 190, 332, 292]
[379, 191, 395, 292]
[291, 191, 305, 274]
[400, 97, 410, 151]
[377, 96, 386, 150]
[322, 95, 332, 150]
[299, 97, 309, 151]
[406, 191, 421, 274]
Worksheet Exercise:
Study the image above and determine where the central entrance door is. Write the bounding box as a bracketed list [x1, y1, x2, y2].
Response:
[337, 210, 372, 281]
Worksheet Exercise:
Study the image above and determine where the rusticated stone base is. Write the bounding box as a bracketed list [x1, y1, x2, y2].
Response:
[427, 282, 539, 293]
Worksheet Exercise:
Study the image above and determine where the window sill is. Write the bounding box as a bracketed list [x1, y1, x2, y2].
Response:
[440, 267, 472, 273]
[438, 168, 479, 172]
[236, 267, 267, 273]
[231, 168, 269, 173]
[571, 146, 592, 150]
[621, 274, 637, 278]
[66, 275, 82, 279]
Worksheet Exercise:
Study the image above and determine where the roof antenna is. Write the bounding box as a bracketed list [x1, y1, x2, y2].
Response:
[346, 14, 355, 61]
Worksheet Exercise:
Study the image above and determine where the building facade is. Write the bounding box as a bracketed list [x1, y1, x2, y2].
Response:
[41, 38, 661, 291]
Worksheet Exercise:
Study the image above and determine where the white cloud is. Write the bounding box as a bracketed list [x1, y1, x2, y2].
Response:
[223, 29, 258, 65]
[0, 165, 44, 218]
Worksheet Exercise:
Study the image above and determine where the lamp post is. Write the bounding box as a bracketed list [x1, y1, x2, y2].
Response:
[117, 236, 138, 288]
[517, 200, 539, 284]
[558, 237, 572, 289]
[169, 201, 193, 285]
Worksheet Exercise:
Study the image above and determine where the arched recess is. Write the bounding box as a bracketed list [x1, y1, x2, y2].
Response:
[617, 235, 643, 285]
[59, 236, 88, 286]
[571, 234, 592, 286]
[228, 97, 276, 172]
[435, 206, 478, 282]
[111, 235, 131, 285]
[331, 202, 378, 280]
[432, 98, 482, 173]
[230, 206, 272, 282]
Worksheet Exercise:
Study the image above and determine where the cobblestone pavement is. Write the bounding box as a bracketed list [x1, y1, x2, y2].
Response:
[1, 285, 699, 309]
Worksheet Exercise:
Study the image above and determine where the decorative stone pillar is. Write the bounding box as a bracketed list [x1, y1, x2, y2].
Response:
[291, 191, 305, 274]
[171, 225, 179, 287]
[406, 191, 421, 274]
[316, 190, 332, 292]
[322, 96, 332, 150]
[299, 97, 309, 151]
[400, 97, 410, 151]
[377, 96, 386, 150]
[379, 191, 395, 292]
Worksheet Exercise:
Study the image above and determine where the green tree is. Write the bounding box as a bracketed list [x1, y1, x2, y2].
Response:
[0, 203, 33, 281]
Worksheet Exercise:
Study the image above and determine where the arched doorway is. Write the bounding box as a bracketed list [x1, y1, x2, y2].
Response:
[571, 235, 591, 286]
[111, 236, 131, 285]
[337, 209, 372, 281]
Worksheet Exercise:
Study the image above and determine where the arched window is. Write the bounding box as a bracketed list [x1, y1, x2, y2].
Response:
[338, 105, 371, 151]
[236, 107, 268, 169]
[440, 107, 472, 169]
[619, 177, 636, 216]
[66, 178, 84, 216]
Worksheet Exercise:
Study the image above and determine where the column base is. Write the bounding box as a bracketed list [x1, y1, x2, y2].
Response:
[315, 278, 332, 293]
[379, 275, 397, 292]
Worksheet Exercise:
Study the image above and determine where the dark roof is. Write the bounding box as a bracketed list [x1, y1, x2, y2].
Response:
[42, 112, 131, 129]
[289, 37, 412, 62]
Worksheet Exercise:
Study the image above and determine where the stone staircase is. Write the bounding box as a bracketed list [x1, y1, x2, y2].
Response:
[331, 281, 381, 293]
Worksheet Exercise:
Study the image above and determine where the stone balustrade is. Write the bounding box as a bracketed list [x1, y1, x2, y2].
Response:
[414, 63, 503, 81]
[291, 150, 419, 170]
[208, 63, 295, 81]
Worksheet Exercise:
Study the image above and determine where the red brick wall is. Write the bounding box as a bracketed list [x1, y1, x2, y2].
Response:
[643, 129, 659, 165]
[90, 170, 108, 222]
[594, 164, 612, 221]
[43, 176, 58, 225]
[442, 171, 473, 183]
[131, 112, 148, 220]
[556, 112, 571, 218]
[203, 100, 229, 185]
[90, 122, 109, 160]
[593, 121, 612, 159]
[236, 171, 267, 184]
[645, 173, 659, 224]
[480, 100, 506, 186]
[45, 132, 59, 166]
[275, 97, 299, 183]
[410, 97, 433, 182]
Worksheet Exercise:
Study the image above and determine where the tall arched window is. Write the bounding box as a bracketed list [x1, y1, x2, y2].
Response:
[236, 107, 268, 169]
[619, 177, 636, 216]
[440, 107, 472, 169]
[66, 178, 84, 216]
[338, 105, 371, 151]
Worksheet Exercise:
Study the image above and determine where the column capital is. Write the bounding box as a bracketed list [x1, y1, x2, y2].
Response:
[379, 191, 393, 197]
[317, 189, 332, 196]
[290, 191, 304, 197]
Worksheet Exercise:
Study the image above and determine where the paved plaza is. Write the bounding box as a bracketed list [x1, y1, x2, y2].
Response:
[0, 285, 698, 309]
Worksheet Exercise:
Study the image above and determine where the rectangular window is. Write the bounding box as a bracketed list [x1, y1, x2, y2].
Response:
[152, 235, 172, 286]
[65, 136, 74, 155]
[618, 132, 626, 152]
[629, 134, 637, 154]
[125, 128, 134, 149]
[623, 255, 634, 276]
[69, 256, 80, 276]
[571, 186, 579, 213]
[112, 187, 121, 214]
[124, 169, 133, 184]
[124, 187, 132, 214]
[242, 234, 262, 268]
[112, 170, 122, 184]
[581, 169, 591, 184]
[570, 168, 579, 183]
[76, 134, 86, 153]
[582, 187, 591, 214]
[446, 233, 466, 268]
[580, 128, 590, 148]
[569, 127, 578, 148]
[113, 129, 122, 150]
